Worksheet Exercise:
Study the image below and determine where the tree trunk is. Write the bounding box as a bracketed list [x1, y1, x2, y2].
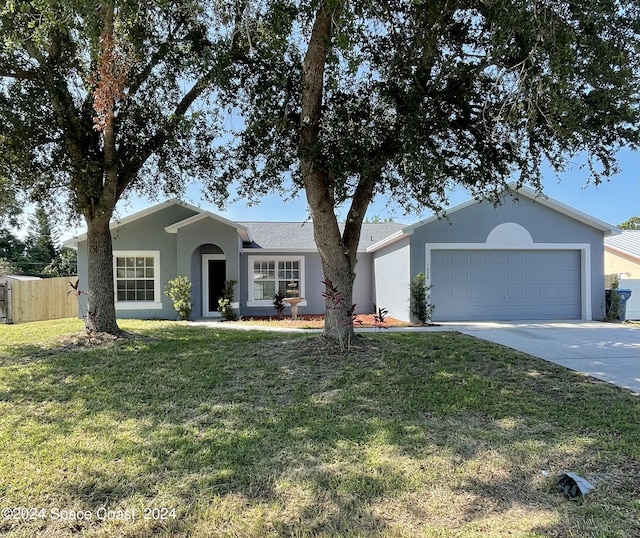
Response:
[319, 242, 357, 346]
[308, 167, 377, 345]
[298, 0, 379, 345]
[85, 214, 120, 334]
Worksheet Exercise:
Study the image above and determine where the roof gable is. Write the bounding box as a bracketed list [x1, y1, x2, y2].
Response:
[403, 186, 619, 235]
[367, 186, 619, 252]
[63, 199, 198, 247]
[165, 212, 251, 242]
[63, 199, 252, 247]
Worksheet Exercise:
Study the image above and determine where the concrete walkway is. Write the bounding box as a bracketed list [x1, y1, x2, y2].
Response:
[191, 319, 640, 393]
[442, 321, 640, 394]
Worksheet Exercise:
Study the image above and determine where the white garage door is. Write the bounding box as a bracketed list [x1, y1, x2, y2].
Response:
[431, 250, 581, 321]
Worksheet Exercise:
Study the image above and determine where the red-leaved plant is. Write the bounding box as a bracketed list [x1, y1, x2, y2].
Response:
[373, 303, 389, 332]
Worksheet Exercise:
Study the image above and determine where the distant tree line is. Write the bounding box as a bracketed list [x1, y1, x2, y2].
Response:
[0, 205, 76, 277]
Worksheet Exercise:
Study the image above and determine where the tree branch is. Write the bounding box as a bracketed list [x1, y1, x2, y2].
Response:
[343, 164, 380, 259]
[118, 71, 214, 194]
[0, 69, 38, 79]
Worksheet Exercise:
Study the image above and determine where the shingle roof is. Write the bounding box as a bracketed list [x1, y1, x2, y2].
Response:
[605, 230, 640, 260]
[240, 221, 405, 251]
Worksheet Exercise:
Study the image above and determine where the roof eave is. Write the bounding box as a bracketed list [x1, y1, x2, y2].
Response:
[63, 199, 199, 247]
[512, 185, 620, 236]
[366, 230, 409, 252]
[605, 244, 640, 262]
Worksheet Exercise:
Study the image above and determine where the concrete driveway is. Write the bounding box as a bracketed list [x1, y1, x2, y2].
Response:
[442, 320, 640, 394]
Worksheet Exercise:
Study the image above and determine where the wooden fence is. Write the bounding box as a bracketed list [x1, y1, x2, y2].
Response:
[2, 277, 78, 323]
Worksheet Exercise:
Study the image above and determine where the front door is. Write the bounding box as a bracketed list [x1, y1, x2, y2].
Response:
[202, 255, 226, 317]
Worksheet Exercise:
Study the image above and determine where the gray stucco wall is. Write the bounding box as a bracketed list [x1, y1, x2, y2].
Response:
[372, 238, 411, 322]
[408, 194, 606, 320]
[353, 254, 374, 316]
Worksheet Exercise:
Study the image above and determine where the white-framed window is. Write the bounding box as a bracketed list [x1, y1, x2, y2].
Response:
[113, 251, 162, 309]
[247, 256, 306, 306]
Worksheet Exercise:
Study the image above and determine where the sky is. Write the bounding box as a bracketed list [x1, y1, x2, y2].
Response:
[14, 146, 638, 242]
[113, 147, 639, 229]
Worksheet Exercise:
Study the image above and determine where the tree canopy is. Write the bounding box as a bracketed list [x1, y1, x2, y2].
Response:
[1, 0, 245, 331]
[214, 0, 639, 339]
[218, 0, 639, 206]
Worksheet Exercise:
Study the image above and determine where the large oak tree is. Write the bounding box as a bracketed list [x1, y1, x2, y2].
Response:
[1, 0, 244, 332]
[216, 0, 639, 341]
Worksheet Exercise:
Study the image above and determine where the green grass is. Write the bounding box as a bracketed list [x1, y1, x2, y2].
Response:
[0, 319, 638, 537]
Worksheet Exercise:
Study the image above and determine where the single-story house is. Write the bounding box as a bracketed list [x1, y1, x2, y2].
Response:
[605, 230, 640, 320]
[65, 187, 619, 322]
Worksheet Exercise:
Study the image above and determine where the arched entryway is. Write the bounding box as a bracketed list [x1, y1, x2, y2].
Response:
[192, 244, 226, 317]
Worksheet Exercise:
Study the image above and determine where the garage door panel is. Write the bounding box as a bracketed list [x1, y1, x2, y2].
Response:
[451, 268, 469, 282]
[506, 252, 526, 264]
[431, 251, 450, 265]
[450, 252, 469, 264]
[431, 249, 580, 321]
[525, 252, 545, 264]
[487, 252, 505, 264]
[505, 287, 523, 299]
[523, 305, 546, 317]
[506, 269, 525, 282]
[469, 288, 486, 299]
[524, 288, 543, 299]
[470, 268, 487, 282]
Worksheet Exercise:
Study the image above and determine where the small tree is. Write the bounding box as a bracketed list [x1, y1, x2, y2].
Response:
[372, 303, 389, 332]
[411, 273, 434, 325]
[43, 247, 77, 277]
[67, 279, 97, 341]
[23, 205, 58, 275]
[164, 276, 192, 321]
[0, 258, 18, 276]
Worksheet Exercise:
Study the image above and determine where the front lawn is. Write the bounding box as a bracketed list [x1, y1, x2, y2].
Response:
[0, 320, 638, 537]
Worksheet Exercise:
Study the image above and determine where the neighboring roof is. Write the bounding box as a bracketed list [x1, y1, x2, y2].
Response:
[240, 221, 405, 252]
[367, 185, 620, 252]
[605, 230, 640, 261]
